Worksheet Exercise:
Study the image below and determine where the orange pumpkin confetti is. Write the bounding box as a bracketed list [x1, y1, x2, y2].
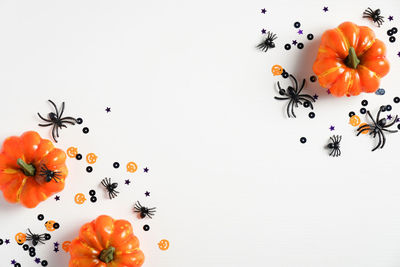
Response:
[349, 115, 361, 126]
[74, 193, 86, 205]
[45, 220, 57, 232]
[15, 232, 26, 244]
[67, 147, 78, 158]
[86, 153, 98, 164]
[126, 161, 138, 173]
[271, 64, 283, 76]
[158, 239, 170, 251]
[62, 241, 71, 252]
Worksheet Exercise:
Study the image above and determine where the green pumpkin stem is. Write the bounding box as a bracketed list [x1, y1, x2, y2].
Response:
[344, 47, 360, 69]
[17, 158, 36, 176]
[99, 246, 115, 263]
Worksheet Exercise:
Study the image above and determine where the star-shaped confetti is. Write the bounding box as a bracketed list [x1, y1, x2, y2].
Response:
[261, 8, 266, 14]
[397, 118, 400, 122]
[54, 195, 60, 201]
[397, 51, 400, 57]
[105, 107, 111, 113]
[54, 242, 59, 247]
[261, 29, 266, 34]
[297, 29, 303, 35]
[313, 94, 319, 100]
[54, 247, 59, 253]
[329, 125, 335, 131]
[145, 191, 150, 197]
[323, 6, 328, 12]
[11, 260, 16, 265]
[327, 89, 331, 94]
[292, 40, 298, 45]
[34, 258, 41, 264]
[387, 114, 393, 120]
[125, 179, 131, 185]
[388, 15, 393, 21]
[5, 239, 10, 244]
[144, 167, 149, 173]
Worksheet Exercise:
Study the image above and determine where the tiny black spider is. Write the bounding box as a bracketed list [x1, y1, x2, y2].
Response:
[38, 100, 77, 142]
[26, 229, 50, 246]
[257, 31, 277, 52]
[39, 164, 62, 183]
[363, 7, 384, 27]
[327, 135, 342, 157]
[357, 107, 398, 151]
[274, 74, 315, 118]
[101, 178, 119, 199]
[134, 201, 156, 219]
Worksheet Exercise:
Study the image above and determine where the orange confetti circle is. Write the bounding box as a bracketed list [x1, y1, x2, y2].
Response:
[67, 147, 78, 158]
[45, 220, 57, 232]
[158, 239, 170, 251]
[62, 241, 71, 252]
[271, 65, 283, 76]
[126, 161, 138, 173]
[74, 193, 86, 205]
[15, 232, 26, 244]
[349, 115, 361, 127]
[358, 123, 369, 134]
[86, 153, 98, 164]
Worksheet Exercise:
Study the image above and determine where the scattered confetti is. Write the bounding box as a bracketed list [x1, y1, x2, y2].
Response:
[145, 191, 150, 197]
[143, 225, 150, 231]
[144, 167, 149, 173]
[294, 22, 301, 28]
[349, 115, 361, 126]
[261, 8, 266, 14]
[34, 258, 41, 264]
[297, 29, 303, 35]
[300, 137, 307, 144]
[261, 29, 266, 34]
[158, 239, 170, 251]
[125, 179, 131, 185]
[329, 125, 335, 131]
[54, 195, 60, 201]
[86, 153, 98, 164]
[388, 15, 393, 21]
[66, 147, 78, 158]
[74, 193, 86, 205]
[82, 127, 89, 134]
[292, 40, 297, 45]
[313, 94, 319, 100]
[323, 6, 328, 12]
[375, 88, 385, 95]
[126, 161, 138, 173]
[62, 241, 71, 252]
[105, 107, 111, 113]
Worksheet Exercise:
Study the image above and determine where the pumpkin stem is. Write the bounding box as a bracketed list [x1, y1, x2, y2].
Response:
[344, 47, 360, 69]
[17, 158, 36, 176]
[99, 246, 115, 263]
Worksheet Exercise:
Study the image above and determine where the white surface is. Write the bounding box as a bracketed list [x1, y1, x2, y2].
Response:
[0, 0, 400, 266]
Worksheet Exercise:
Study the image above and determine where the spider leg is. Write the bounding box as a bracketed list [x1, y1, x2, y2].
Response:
[48, 100, 59, 119]
[382, 128, 398, 133]
[338, 149, 341, 157]
[289, 100, 296, 118]
[286, 100, 292, 118]
[59, 120, 76, 126]
[298, 94, 315, 102]
[329, 148, 334, 156]
[372, 130, 382, 152]
[380, 130, 386, 149]
[375, 108, 383, 124]
[51, 125, 58, 143]
[38, 122, 54, 127]
[297, 79, 306, 94]
[289, 75, 298, 92]
[60, 116, 77, 123]
[338, 135, 342, 143]
[37, 113, 52, 122]
[357, 128, 370, 136]
[59, 102, 65, 118]
[274, 97, 289, 100]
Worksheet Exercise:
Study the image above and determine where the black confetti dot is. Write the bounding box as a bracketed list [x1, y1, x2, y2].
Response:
[393, 27, 398, 34]
[37, 214, 44, 221]
[53, 223, 60, 229]
[29, 251, 36, 257]
[41, 261, 48, 266]
[86, 166, 93, 173]
[76, 118, 83, 124]
[23, 244, 29, 250]
[388, 29, 394, 36]
[0, 239, 3, 245]
[294, 21, 301, 28]
[307, 33, 314, 40]
[90, 196, 97, 203]
[398, 124, 400, 130]
[310, 75, 317, 82]
[297, 43, 304, 49]
[143, 225, 150, 231]
[361, 100, 368, 106]
[303, 101, 310, 108]
[284, 43, 291, 50]
[380, 105, 387, 112]
[15, 263, 21, 267]
[113, 162, 120, 169]
[394, 97, 400, 103]
[386, 105, 392, 111]
[282, 71, 289, 78]
[360, 108, 366, 114]
[29, 247, 35, 253]
[76, 154, 82, 160]
[389, 36, 396, 43]
[300, 137, 307, 144]
[44, 234, 51, 240]
[308, 112, 315, 119]
[89, 190, 96, 196]
[349, 111, 356, 117]
[82, 127, 89, 134]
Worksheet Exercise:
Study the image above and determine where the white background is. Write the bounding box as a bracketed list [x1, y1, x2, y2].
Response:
[0, 0, 400, 266]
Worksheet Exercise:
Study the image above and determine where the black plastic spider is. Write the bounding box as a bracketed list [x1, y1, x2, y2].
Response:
[357, 107, 398, 151]
[274, 74, 315, 118]
[101, 178, 119, 199]
[363, 7, 384, 27]
[39, 164, 62, 183]
[327, 135, 342, 157]
[26, 229, 51, 246]
[133, 201, 156, 219]
[257, 31, 277, 52]
[37, 100, 77, 143]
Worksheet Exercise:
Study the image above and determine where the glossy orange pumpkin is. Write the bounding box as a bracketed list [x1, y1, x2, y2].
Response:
[69, 215, 145, 267]
[0, 131, 68, 208]
[313, 21, 390, 97]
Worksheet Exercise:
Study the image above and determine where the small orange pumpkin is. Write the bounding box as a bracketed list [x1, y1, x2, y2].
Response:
[313, 21, 390, 97]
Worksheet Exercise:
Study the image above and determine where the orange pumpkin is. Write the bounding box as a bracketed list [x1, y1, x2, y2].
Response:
[69, 215, 145, 267]
[313, 21, 390, 97]
[0, 131, 68, 208]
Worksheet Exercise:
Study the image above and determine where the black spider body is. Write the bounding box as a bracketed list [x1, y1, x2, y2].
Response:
[134, 201, 156, 219]
[257, 31, 277, 52]
[274, 74, 315, 118]
[26, 229, 50, 246]
[39, 164, 61, 183]
[363, 8, 384, 27]
[101, 178, 119, 199]
[37, 100, 77, 142]
[327, 135, 342, 157]
[357, 107, 398, 151]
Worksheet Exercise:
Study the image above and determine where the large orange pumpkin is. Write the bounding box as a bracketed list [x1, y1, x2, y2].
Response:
[69, 215, 145, 267]
[0, 131, 68, 208]
[313, 21, 390, 97]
